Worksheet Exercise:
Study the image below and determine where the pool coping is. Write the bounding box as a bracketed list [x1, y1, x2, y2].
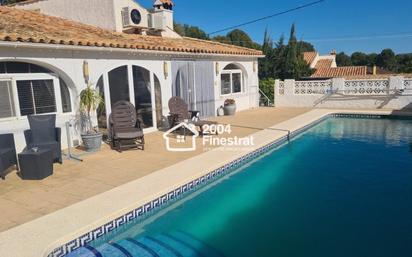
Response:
[0, 109, 410, 257]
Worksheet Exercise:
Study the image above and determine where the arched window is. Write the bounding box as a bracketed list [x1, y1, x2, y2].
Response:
[0, 61, 72, 119]
[221, 63, 243, 95]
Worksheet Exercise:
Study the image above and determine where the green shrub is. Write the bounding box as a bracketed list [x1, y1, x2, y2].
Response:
[259, 78, 276, 103]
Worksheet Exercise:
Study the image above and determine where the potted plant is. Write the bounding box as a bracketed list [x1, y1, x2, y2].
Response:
[223, 99, 236, 116]
[79, 84, 104, 152]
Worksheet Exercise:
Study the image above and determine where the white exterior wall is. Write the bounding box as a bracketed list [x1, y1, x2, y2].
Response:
[275, 78, 412, 110]
[16, 0, 117, 31]
[15, 0, 180, 37]
[0, 44, 258, 152]
[0, 47, 170, 152]
[214, 60, 260, 113]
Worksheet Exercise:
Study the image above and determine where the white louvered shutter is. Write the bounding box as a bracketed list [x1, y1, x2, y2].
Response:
[0, 80, 16, 118]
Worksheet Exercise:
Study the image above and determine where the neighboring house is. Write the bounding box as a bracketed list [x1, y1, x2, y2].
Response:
[304, 51, 368, 78]
[0, 0, 263, 151]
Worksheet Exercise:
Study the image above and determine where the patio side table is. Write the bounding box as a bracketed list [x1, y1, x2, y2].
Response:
[18, 148, 53, 180]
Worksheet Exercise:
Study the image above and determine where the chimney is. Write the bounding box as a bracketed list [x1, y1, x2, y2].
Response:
[330, 49, 337, 56]
[373, 65, 377, 75]
[153, 0, 174, 30]
[153, 0, 173, 11]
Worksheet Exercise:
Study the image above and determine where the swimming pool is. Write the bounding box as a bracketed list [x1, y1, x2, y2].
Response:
[66, 116, 412, 257]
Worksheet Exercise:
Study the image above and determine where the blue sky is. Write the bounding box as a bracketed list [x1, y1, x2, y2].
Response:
[139, 0, 412, 54]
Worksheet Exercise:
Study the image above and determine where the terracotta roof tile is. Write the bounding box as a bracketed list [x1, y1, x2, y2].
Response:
[303, 51, 317, 65]
[311, 66, 368, 78]
[315, 59, 333, 69]
[0, 6, 262, 56]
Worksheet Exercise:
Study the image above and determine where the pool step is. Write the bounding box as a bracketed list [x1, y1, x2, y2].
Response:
[65, 231, 221, 257]
[167, 231, 224, 257]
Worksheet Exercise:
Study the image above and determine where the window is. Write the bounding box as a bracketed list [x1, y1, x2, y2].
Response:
[60, 79, 72, 113]
[232, 73, 242, 93]
[108, 65, 129, 106]
[221, 73, 231, 95]
[0, 80, 15, 119]
[133, 66, 153, 128]
[96, 77, 107, 129]
[220, 70, 243, 95]
[17, 80, 57, 116]
[0, 62, 49, 74]
[0, 62, 73, 119]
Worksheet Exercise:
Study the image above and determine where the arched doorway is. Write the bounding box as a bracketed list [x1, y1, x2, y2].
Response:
[96, 65, 163, 133]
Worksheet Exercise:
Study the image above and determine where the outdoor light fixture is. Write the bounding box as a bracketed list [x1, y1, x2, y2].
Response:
[164, 61, 169, 79]
[215, 62, 220, 76]
[83, 60, 90, 84]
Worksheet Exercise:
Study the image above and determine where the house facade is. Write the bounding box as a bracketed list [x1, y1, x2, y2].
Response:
[0, 0, 263, 151]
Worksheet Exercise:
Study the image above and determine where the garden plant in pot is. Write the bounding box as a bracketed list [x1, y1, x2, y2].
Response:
[80, 84, 104, 152]
[223, 99, 237, 116]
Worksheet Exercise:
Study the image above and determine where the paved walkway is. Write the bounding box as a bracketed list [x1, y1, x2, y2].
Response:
[0, 107, 310, 232]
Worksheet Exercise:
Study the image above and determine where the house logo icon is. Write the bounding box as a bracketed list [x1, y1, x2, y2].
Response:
[163, 122, 200, 152]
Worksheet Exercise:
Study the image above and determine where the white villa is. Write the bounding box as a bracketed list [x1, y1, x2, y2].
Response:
[0, 0, 263, 151]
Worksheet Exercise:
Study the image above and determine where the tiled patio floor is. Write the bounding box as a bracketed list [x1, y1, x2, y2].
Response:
[0, 107, 311, 232]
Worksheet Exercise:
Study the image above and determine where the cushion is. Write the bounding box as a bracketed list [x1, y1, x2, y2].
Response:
[114, 129, 143, 139]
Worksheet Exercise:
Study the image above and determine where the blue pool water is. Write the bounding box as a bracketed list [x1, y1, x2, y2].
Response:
[69, 117, 412, 257]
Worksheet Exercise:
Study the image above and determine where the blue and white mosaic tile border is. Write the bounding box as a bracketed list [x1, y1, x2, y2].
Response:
[48, 113, 398, 257]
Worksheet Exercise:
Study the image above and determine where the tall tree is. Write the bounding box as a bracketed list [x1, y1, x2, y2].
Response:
[298, 41, 315, 52]
[377, 49, 397, 71]
[281, 24, 312, 79]
[283, 24, 298, 78]
[351, 52, 369, 66]
[212, 35, 231, 44]
[258, 29, 274, 79]
[226, 29, 260, 49]
[367, 53, 378, 67]
[336, 52, 352, 66]
[396, 54, 412, 73]
[173, 23, 209, 40]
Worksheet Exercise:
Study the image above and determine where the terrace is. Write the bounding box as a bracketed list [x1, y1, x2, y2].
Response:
[0, 107, 310, 233]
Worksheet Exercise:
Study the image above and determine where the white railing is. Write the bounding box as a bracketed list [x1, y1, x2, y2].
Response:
[275, 76, 412, 109]
[343, 79, 389, 95]
[294, 80, 332, 95]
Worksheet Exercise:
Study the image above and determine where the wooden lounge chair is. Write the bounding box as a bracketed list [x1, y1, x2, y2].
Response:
[109, 101, 144, 152]
[168, 96, 217, 134]
[0, 134, 17, 180]
[24, 114, 62, 164]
